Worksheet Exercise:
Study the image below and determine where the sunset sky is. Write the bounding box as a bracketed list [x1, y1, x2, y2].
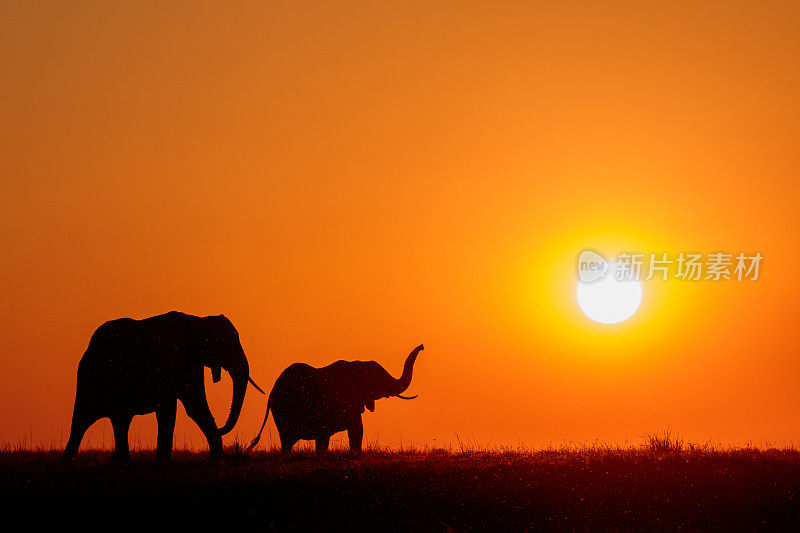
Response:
[2, 1, 799, 450]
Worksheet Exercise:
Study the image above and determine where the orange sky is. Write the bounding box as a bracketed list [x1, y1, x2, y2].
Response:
[2, 1, 799, 450]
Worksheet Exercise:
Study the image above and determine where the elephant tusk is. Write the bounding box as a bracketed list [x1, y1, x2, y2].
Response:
[395, 394, 418, 400]
[248, 376, 265, 394]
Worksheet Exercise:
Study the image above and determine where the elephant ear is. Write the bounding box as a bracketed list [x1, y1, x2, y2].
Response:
[349, 361, 377, 413]
[359, 361, 387, 412]
[327, 360, 379, 413]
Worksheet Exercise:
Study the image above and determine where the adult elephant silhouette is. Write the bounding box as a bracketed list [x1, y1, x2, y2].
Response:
[249, 343, 423, 454]
[63, 311, 264, 462]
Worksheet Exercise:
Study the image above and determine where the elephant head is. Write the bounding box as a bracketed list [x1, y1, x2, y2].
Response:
[201, 315, 264, 435]
[348, 343, 424, 412]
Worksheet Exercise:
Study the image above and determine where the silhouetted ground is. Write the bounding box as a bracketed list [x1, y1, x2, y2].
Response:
[3, 444, 800, 531]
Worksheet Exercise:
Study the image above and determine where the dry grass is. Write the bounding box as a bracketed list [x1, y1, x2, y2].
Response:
[2, 432, 800, 530]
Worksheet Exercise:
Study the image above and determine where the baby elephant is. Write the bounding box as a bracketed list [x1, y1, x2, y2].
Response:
[249, 344, 424, 454]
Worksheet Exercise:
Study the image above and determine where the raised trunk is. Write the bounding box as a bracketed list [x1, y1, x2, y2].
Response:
[218, 360, 248, 436]
[394, 344, 424, 395]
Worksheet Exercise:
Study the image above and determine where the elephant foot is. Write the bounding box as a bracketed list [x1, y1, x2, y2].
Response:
[111, 454, 131, 465]
[208, 449, 226, 462]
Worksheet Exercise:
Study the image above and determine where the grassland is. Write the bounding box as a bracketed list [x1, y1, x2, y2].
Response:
[3, 437, 800, 531]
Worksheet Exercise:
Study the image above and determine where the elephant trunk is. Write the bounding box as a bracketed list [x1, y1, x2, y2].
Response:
[218, 358, 249, 436]
[393, 344, 424, 395]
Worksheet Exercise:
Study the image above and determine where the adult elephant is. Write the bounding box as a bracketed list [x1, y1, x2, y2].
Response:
[63, 311, 264, 462]
[249, 343, 423, 454]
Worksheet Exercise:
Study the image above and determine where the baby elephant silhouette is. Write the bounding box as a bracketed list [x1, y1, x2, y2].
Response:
[63, 311, 264, 462]
[249, 344, 424, 454]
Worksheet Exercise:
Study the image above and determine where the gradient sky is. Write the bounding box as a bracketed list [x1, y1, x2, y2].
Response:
[2, 1, 799, 450]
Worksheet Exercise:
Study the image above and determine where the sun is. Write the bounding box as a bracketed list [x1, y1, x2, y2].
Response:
[577, 267, 642, 324]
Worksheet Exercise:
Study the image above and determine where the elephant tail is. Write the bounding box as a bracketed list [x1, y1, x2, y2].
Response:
[247, 398, 271, 451]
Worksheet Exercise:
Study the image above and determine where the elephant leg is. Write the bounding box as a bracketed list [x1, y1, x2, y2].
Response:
[348, 416, 363, 453]
[63, 399, 99, 460]
[315, 435, 330, 454]
[155, 400, 177, 461]
[278, 428, 297, 455]
[181, 388, 223, 459]
[110, 414, 133, 462]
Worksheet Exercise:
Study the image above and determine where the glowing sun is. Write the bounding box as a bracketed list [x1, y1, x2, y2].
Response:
[577, 268, 642, 324]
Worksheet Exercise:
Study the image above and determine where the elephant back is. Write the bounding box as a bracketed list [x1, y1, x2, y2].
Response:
[270, 363, 334, 436]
